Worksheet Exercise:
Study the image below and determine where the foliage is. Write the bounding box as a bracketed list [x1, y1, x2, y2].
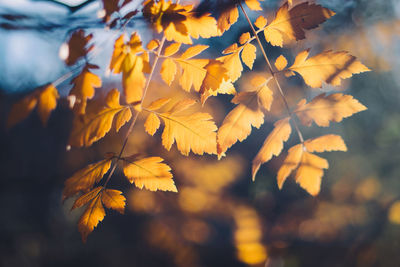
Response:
[6, 0, 370, 243]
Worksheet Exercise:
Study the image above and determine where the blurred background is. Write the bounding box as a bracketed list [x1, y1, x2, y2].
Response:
[0, 0, 400, 266]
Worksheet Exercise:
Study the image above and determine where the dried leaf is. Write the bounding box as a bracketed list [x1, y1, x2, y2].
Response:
[78, 188, 105, 242]
[245, 0, 262, 11]
[164, 42, 181, 57]
[64, 29, 93, 66]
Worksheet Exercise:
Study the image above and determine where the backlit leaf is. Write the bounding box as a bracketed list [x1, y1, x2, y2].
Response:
[277, 144, 303, 189]
[145, 99, 218, 155]
[241, 43, 257, 69]
[69, 89, 132, 147]
[217, 6, 239, 34]
[70, 66, 102, 115]
[164, 42, 181, 57]
[101, 189, 126, 214]
[252, 117, 292, 180]
[245, 0, 262, 11]
[177, 59, 209, 92]
[295, 151, 329, 196]
[274, 55, 288, 71]
[304, 134, 347, 153]
[123, 156, 177, 192]
[160, 58, 177, 86]
[144, 112, 161, 136]
[294, 93, 367, 127]
[78, 188, 105, 242]
[63, 159, 112, 201]
[263, 2, 335, 47]
[217, 83, 273, 157]
[289, 50, 371, 88]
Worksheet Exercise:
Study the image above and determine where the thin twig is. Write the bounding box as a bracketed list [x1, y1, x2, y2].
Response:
[102, 36, 167, 188]
[238, 2, 304, 143]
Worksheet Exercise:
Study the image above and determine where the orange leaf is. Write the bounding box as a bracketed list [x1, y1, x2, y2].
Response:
[218, 45, 243, 82]
[145, 98, 217, 156]
[63, 159, 111, 201]
[294, 93, 367, 127]
[70, 66, 102, 115]
[252, 117, 292, 180]
[164, 42, 181, 57]
[69, 89, 132, 147]
[77, 188, 105, 242]
[217, 6, 239, 34]
[160, 58, 177, 86]
[200, 60, 229, 93]
[101, 189, 126, 214]
[123, 156, 177, 192]
[274, 55, 288, 71]
[245, 0, 262, 11]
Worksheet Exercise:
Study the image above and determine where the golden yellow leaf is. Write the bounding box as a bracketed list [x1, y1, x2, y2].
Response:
[254, 16, 267, 29]
[252, 117, 292, 180]
[144, 112, 160, 136]
[180, 45, 209, 60]
[276, 144, 303, 189]
[295, 151, 329, 196]
[146, 97, 171, 111]
[109, 33, 146, 104]
[241, 43, 257, 69]
[71, 186, 103, 210]
[263, 2, 335, 47]
[177, 59, 209, 92]
[289, 50, 371, 88]
[101, 189, 126, 214]
[69, 66, 102, 115]
[7, 84, 59, 128]
[145, 99, 217, 155]
[146, 39, 159, 50]
[164, 42, 181, 57]
[69, 89, 132, 147]
[123, 156, 177, 192]
[37, 84, 59, 126]
[274, 55, 288, 71]
[62, 159, 112, 201]
[245, 0, 262, 11]
[218, 45, 243, 82]
[294, 93, 367, 127]
[201, 79, 236, 105]
[78, 188, 105, 242]
[217, 6, 239, 34]
[160, 58, 177, 86]
[239, 32, 251, 45]
[200, 60, 229, 93]
[304, 134, 347, 153]
[217, 84, 273, 157]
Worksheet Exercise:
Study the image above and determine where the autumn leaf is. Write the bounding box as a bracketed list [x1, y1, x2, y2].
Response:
[7, 84, 59, 128]
[101, 189, 126, 214]
[294, 93, 367, 127]
[144, 98, 218, 155]
[123, 156, 177, 192]
[288, 50, 371, 88]
[69, 65, 102, 115]
[263, 2, 335, 47]
[244, 0, 263, 11]
[217, 81, 273, 157]
[295, 151, 328, 196]
[76, 187, 105, 242]
[177, 58, 209, 92]
[160, 58, 177, 86]
[274, 55, 288, 71]
[109, 33, 147, 104]
[69, 89, 132, 147]
[217, 44, 243, 82]
[143, 0, 218, 44]
[63, 159, 112, 201]
[241, 43, 257, 69]
[277, 135, 347, 195]
[63, 29, 93, 66]
[252, 117, 292, 180]
[304, 134, 347, 153]
[217, 6, 239, 34]
[200, 60, 229, 94]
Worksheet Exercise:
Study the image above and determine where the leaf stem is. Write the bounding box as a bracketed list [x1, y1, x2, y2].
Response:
[238, 2, 304, 143]
[102, 36, 167, 188]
